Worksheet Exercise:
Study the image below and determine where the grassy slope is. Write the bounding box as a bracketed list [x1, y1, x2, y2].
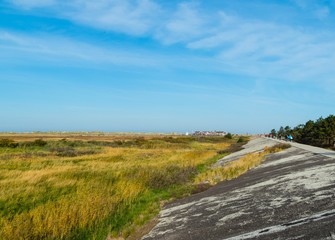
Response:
[195, 143, 291, 185]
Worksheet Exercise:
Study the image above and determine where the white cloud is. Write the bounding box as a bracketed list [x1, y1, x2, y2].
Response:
[155, 2, 211, 44]
[63, 0, 161, 36]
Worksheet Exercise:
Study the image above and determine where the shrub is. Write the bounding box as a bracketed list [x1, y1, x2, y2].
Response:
[33, 139, 48, 147]
[145, 165, 197, 190]
[51, 147, 77, 157]
[224, 133, 233, 139]
[19, 139, 48, 148]
[237, 136, 248, 143]
[0, 139, 19, 148]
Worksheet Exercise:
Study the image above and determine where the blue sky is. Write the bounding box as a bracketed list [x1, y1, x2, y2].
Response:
[0, 0, 335, 133]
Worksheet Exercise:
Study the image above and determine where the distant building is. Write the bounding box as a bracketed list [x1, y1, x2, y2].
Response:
[192, 131, 227, 136]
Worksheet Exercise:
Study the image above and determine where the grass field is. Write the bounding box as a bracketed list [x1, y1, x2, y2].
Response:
[0, 134, 245, 239]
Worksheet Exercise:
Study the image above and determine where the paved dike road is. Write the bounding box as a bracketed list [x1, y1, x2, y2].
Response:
[142, 138, 335, 240]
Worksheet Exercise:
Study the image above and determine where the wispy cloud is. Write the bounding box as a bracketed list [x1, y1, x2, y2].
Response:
[0, 28, 232, 75]
[4, 0, 335, 83]
[187, 13, 335, 82]
[0, 30, 163, 67]
[291, 0, 332, 19]
[154, 2, 211, 44]
[63, 0, 161, 36]
[8, 0, 161, 36]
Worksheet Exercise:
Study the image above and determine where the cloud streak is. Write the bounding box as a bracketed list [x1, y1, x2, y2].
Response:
[64, 0, 161, 36]
[9, 0, 161, 36]
[0, 30, 163, 67]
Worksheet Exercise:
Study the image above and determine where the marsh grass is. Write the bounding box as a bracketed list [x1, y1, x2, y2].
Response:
[0, 136, 236, 239]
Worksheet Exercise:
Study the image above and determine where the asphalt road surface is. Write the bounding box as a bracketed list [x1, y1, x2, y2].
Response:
[142, 138, 335, 240]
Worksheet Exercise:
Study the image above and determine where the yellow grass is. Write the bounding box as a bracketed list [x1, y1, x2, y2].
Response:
[0, 135, 233, 239]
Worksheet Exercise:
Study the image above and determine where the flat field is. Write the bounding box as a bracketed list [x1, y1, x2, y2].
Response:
[0, 133, 240, 239]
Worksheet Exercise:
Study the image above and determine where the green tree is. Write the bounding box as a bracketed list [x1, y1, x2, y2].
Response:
[284, 126, 291, 136]
[270, 129, 277, 138]
[275, 115, 335, 148]
[277, 126, 285, 139]
[292, 124, 304, 141]
[324, 115, 335, 147]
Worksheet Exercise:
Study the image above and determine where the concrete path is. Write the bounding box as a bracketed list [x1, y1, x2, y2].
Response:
[142, 138, 335, 240]
[287, 141, 335, 159]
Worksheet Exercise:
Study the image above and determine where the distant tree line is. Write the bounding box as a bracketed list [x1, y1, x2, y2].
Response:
[270, 114, 335, 149]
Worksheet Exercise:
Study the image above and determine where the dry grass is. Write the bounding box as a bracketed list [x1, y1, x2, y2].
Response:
[0, 134, 235, 239]
[194, 143, 291, 185]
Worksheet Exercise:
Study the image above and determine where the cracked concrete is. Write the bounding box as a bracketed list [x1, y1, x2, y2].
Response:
[142, 137, 335, 240]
